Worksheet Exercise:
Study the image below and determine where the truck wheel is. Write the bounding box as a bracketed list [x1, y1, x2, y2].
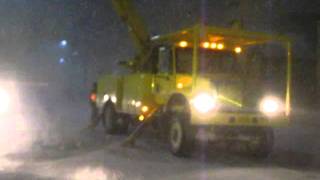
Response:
[103, 102, 118, 134]
[169, 114, 195, 157]
[248, 128, 274, 158]
[117, 114, 130, 134]
[167, 94, 195, 157]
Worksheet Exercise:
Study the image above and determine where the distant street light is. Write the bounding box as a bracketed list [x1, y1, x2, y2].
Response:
[59, 40, 68, 48]
[59, 58, 65, 64]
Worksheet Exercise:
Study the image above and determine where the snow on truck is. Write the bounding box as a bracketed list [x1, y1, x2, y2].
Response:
[89, 0, 292, 157]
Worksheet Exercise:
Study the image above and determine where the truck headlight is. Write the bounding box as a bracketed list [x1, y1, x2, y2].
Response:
[0, 88, 10, 114]
[259, 96, 283, 116]
[191, 93, 217, 114]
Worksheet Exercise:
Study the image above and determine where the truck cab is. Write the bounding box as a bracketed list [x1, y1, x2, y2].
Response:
[91, 0, 292, 157]
[94, 24, 292, 157]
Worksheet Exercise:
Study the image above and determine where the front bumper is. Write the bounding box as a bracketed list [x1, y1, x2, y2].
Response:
[191, 112, 289, 127]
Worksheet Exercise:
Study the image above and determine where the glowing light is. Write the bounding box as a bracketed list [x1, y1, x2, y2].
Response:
[59, 40, 68, 47]
[0, 116, 33, 156]
[141, 106, 149, 113]
[176, 83, 183, 89]
[178, 41, 188, 48]
[111, 96, 117, 103]
[202, 42, 210, 49]
[259, 96, 283, 116]
[0, 158, 22, 171]
[59, 58, 65, 64]
[0, 89, 10, 114]
[192, 93, 217, 113]
[176, 76, 192, 87]
[234, 47, 242, 54]
[135, 101, 141, 107]
[138, 115, 145, 121]
[103, 94, 109, 102]
[131, 100, 136, 106]
[210, 42, 217, 49]
[90, 93, 97, 102]
[0, 84, 34, 158]
[217, 43, 224, 50]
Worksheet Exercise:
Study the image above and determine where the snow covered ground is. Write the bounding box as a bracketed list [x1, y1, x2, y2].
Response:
[3, 130, 320, 180]
[0, 103, 320, 180]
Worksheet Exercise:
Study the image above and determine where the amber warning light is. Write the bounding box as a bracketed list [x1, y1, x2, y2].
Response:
[90, 93, 97, 102]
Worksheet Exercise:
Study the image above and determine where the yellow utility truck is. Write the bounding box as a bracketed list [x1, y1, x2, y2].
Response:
[90, 0, 292, 157]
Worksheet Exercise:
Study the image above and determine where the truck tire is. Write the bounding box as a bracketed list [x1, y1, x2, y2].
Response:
[117, 114, 130, 134]
[102, 102, 118, 134]
[166, 94, 195, 157]
[169, 113, 195, 157]
[248, 127, 274, 158]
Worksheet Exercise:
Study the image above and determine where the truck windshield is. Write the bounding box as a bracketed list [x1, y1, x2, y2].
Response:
[176, 48, 240, 75]
[176, 48, 193, 74]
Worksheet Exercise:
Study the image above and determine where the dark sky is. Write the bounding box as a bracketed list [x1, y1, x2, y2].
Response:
[0, 0, 319, 102]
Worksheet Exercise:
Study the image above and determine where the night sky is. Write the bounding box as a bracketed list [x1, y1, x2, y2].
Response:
[0, 0, 319, 105]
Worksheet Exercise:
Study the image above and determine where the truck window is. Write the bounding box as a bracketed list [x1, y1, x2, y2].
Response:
[176, 48, 193, 74]
[143, 47, 158, 73]
[176, 48, 240, 75]
[198, 50, 239, 75]
[158, 46, 172, 73]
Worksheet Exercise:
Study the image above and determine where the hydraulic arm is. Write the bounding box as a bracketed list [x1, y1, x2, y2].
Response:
[111, 0, 152, 70]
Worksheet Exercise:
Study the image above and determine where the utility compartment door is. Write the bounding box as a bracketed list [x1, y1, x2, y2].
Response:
[122, 74, 153, 114]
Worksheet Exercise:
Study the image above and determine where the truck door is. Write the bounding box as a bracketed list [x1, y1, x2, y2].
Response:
[153, 46, 176, 105]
